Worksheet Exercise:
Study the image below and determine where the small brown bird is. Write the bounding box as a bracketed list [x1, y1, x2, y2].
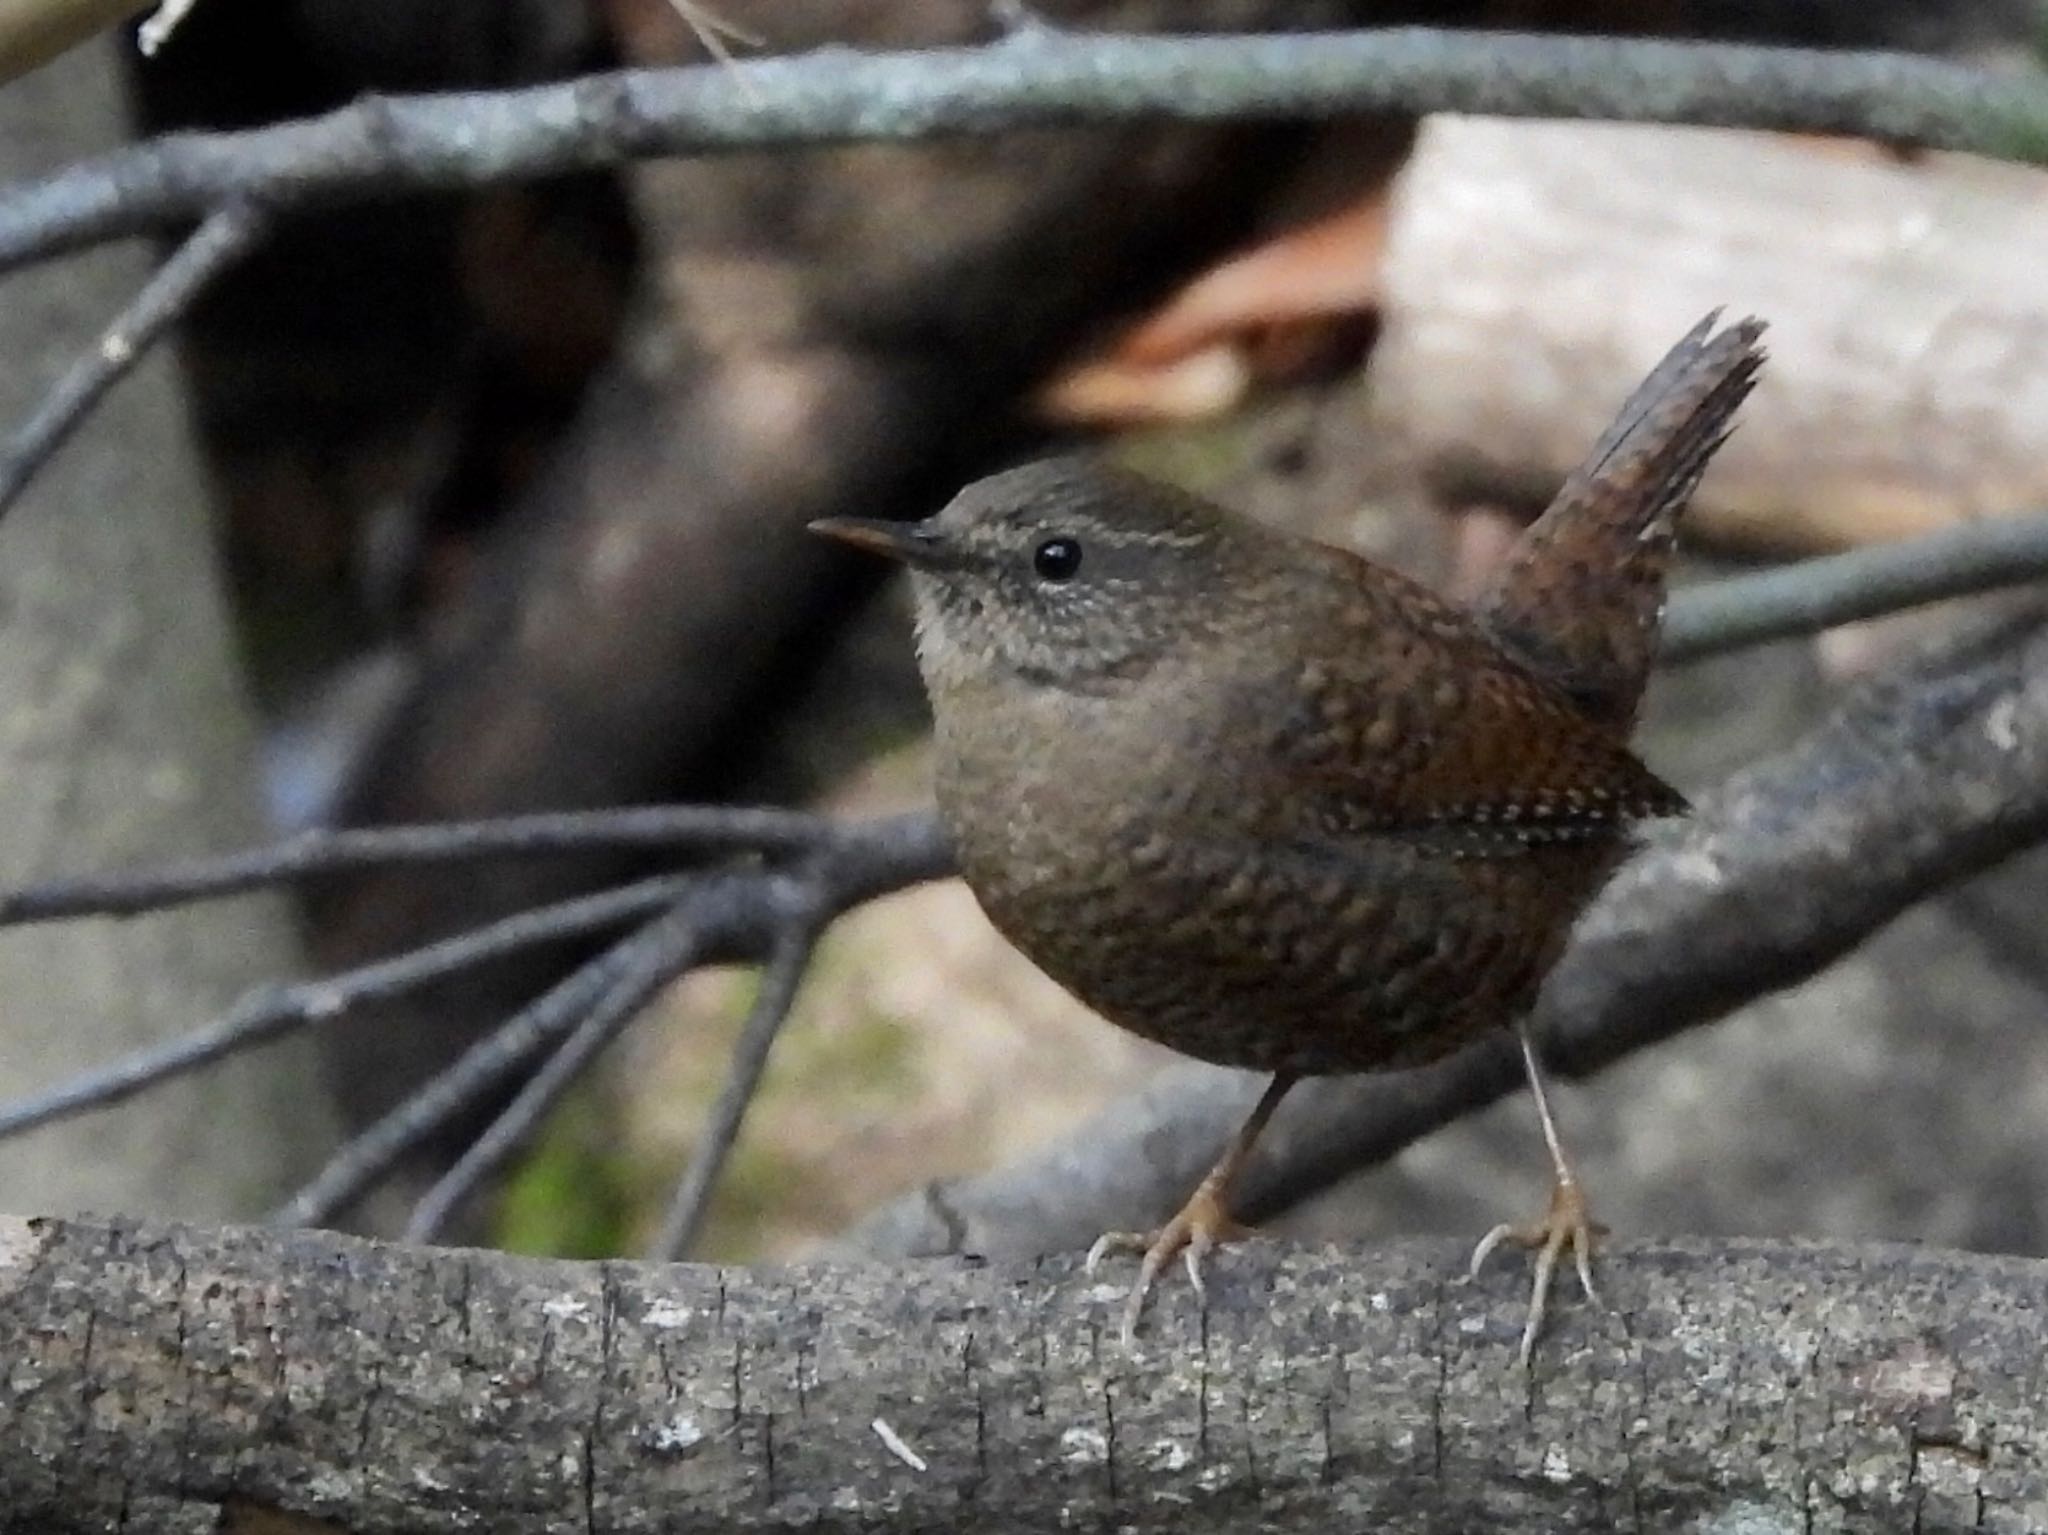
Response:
[814, 313, 1765, 1360]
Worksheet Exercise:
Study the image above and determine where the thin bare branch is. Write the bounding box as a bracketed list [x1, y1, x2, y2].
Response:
[270, 911, 704, 1229]
[1663, 508, 2048, 662]
[402, 897, 718, 1243]
[0, 804, 852, 923]
[803, 811, 953, 906]
[649, 908, 824, 1260]
[1, 30, 2045, 275]
[0, 874, 694, 1141]
[0, 201, 266, 519]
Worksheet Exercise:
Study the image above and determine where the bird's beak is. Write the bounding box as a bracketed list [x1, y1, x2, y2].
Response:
[808, 517, 952, 570]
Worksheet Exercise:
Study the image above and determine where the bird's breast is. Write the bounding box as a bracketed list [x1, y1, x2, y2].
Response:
[932, 675, 1186, 914]
[927, 668, 1614, 1077]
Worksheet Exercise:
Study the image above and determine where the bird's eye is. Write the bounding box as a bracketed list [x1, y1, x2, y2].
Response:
[1032, 536, 1083, 583]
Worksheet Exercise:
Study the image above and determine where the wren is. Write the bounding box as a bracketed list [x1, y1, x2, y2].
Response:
[813, 313, 1766, 1360]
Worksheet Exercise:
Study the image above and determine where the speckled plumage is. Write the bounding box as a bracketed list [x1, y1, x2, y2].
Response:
[923, 502, 1683, 1075]
[893, 316, 1763, 1079]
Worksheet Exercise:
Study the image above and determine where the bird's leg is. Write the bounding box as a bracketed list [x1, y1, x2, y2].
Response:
[1469, 1023, 1608, 1366]
[1086, 1071, 1296, 1347]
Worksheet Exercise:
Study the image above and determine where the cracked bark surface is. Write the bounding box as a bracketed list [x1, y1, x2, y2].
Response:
[1, 1213, 2042, 1532]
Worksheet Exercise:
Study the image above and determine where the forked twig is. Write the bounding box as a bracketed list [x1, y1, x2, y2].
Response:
[255, 817, 949, 1229]
[402, 894, 719, 1242]
[0, 873, 693, 1139]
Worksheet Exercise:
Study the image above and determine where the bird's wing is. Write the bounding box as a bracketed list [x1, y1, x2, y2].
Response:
[1232, 551, 1685, 860]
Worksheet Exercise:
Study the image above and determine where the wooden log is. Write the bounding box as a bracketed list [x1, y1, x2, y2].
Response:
[1374, 118, 2048, 552]
[3, 1213, 2045, 1532]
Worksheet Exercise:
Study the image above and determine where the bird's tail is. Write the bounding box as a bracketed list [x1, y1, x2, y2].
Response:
[1477, 312, 1767, 732]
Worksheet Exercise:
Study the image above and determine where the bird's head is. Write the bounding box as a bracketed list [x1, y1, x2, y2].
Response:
[811, 456, 1258, 697]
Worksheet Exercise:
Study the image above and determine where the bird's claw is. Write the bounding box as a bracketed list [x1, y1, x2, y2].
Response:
[1469, 1175, 1608, 1367]
[1086, 1183, 1251, 1347]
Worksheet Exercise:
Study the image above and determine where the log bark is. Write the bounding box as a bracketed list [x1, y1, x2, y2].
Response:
[2, 1212, 2042, 1533]
[1374, 117, 2048, 552]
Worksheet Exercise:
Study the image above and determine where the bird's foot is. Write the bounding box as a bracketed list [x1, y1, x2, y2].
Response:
[1469, 1175, 1608, 1367]
[1085, 1181, 1252, 1348]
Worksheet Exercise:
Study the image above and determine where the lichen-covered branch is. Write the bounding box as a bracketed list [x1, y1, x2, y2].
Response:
[3, 28, 2047, 275]
[0, 1213, 2036, 1532]
[1662, 509, 2048, 662]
